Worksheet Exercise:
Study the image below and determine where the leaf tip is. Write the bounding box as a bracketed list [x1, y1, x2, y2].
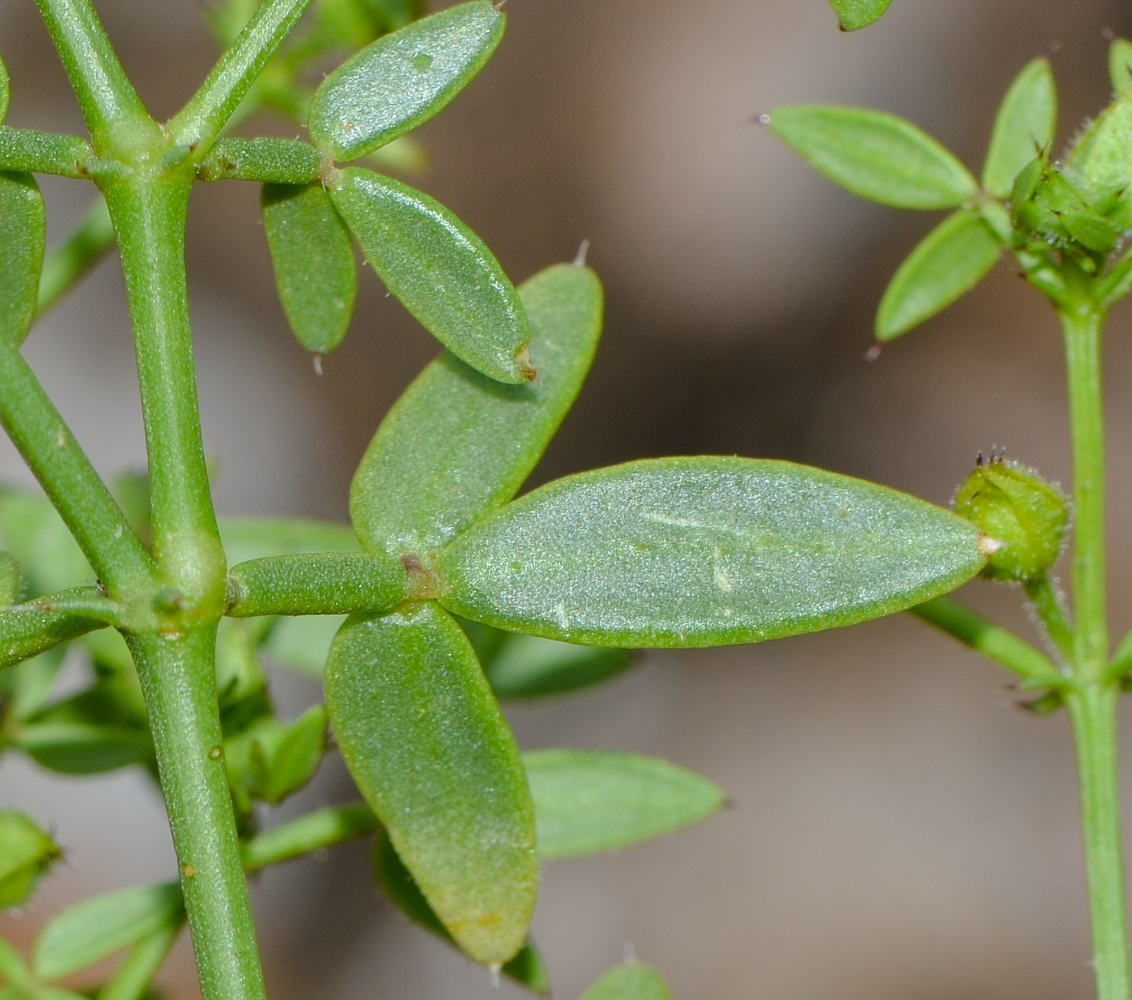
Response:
[515, 343, 537, 382]
[864, 342, 883, 362]
[977, 534, 1006, 558]
[573, 238, 591, 267]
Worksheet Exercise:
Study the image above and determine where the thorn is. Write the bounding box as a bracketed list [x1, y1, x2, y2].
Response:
[488, 964, 502, 989]
[975, 451, 984, 466]
[753, 112, 772, 126]
[311, 354, 324, 376]
[623, 941, 637, 964]
[864, 342, 883, 362]
[573, 238, 591, 267]
[1042, 41, 1063, 59]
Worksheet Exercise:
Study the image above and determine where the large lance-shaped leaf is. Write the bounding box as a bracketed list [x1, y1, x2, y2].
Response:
[331, 167, 531, 384]
[524, 750, 724, 859]
[325, 602, 537, 964]
[982, 57, 1056, 199]
[438, 457, 990, 647]
[875, 209, 1000, 341]
[351, 263, 602, 554]
[580, 962, 672, 1000]
[262, 183, 357, 355]
[309, 1, 505, 162]
[829, 0, 892, 31]
[374, 831, 550, 994]
[32, 881, 183, 980]
[0, 173, 46, 346]
[765, 106, 977, 209]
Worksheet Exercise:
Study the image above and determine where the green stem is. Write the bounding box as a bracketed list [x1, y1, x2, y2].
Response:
[1067, 683, 1132, 1000]
[0, 340, 151, 593]
[1060, 302, 1108, 675]
[1023, 574, 1075, 663]
[102, 178, 225, 607]
[127, 628, 265, 1000]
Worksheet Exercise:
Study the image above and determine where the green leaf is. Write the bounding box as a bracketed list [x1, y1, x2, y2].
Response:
[1066, 92, 1132, 230]
[325, 602, 537, 964]
[0, 173, 46, 347]
[225, 705, 327, 810]
[0, 55, 8, 126]
[308, 1, 505, 162]
[0, 489, 93, 596]
[16, 720, 152, 775]
[523, 750, 723, 859]
[330, 167, 532, 384]
[0, 648, 66, 721]
[1110, 37, 1132, 96]
[94, 919, 183, 1000]
[373, 831, 550, 994]
[875, 209, 1000, 341]
[32, 882, 183, 981]
[0, 553, 18, 605]
[829, 0, 892, 31]
[765, 106, 977, 209]
[982, 57, 1056, 198]
[0, 935, 28, 985]
[241, 803, 380, 870]
[351, 263, 602, 554]
[218, 517, 358, 567]
[226, 552, 407, 616]
[485, 634, 634, 699]
[263, 614, 345, 677]
[438, 457, 989, 647]
[262, 183, 356, 356]
[579, 962, 672, 1000]
[0, 812, 61, 908]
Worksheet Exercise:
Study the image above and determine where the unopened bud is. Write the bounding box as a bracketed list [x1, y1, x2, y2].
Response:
[953, 456, 1067, 582]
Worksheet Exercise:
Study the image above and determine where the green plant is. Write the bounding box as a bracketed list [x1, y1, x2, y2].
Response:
[0, 0, 1090, 997]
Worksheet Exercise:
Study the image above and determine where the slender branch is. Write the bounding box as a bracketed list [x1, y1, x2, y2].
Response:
[1023, 574, 1074, 663]
[226, 552, 407, 617]
[909, 596, 1059, 681]
[0, 341, 151, 593]
[31, 0, 147, 136]
[0, 598, 108, 671]
[102, 178, 225, 607]
[168, 0, 315, 150]
[127, 628, 265, 1000]
[1060, 299, 1108, 676]
[196, 137, 321, 184]
[37, 195, 115, 317]
[0, 127, 92, 178]
[241, 804, 379, 871]
[1067, 684, 1132, 1000]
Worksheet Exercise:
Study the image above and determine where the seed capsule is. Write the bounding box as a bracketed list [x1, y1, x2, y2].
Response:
[952, 456, 1067, 582]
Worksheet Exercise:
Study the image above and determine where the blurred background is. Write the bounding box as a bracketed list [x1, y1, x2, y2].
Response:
[5, 0, 1132, 997]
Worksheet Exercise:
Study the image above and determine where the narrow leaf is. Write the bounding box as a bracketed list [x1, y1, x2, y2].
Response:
[523, 750, 724, 859]
[0, 173, 45, 346]
[95, 919, 183, 1000]
[17, 721, 152, 775]
[486, 634, 634, 699]
[830, 0, 892, 31]
[982, 57, 1056, 198]
[580, 962, 672, 1000]
[198, 137, 321, 184]
[226, 552, 406, 617]
[438, 457, 989, 647]
[325, 602, 537, 964]
[262, 183, 356, 355]
[351, 263, 602, 554]
[241, 804, 380, 870]
[374, 832, 550, 994]
[32, 882, 183, 981]
[1110, 38, 1132, 97]
[0, 488, 95, 596]
[875, 209, 1000, 340]
[765, 105, 977, 209]
[0, 605, 105, 671]
[262, 704, 327, 803]
[309, 1, 505, 162]
[330, 167, 531, 384]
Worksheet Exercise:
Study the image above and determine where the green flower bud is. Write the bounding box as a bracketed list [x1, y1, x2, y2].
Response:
[952, 455, 1067, 582]
[0, 810, 61, 908]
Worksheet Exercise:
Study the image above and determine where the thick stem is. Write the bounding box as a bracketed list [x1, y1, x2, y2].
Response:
[127, 628, 265, 1000]
[1067, 684, 1132, 1000]
[102, 178, 226, 608]
[1061, 303, 1108, 676]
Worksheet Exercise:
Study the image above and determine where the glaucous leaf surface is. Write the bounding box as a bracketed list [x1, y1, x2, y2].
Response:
[485, 634, 634, 699]
[523, 750, 723, 859]
[0, 811, 60, 908]
[1111, 38, 1132, 96]
[579, 962, 672, 1000]
[0, 173, 45, 347]
[1067, 91, 1132, 230]
[330, 167, 531, 384]
[262, 183, 356, 355]
[374, 831, 550, 994]
[308, 1, 504, 162]
[32, 882, 183, 980]
[325, 602, 537, 964]
[218, 517, 358, 567]
[876, 209, 1000, 340]
[439, 457, 989, 647]
[766, 106, 977, 209]
[829, 0, 892, 31]
[351, 263, 602, 554]
[982, 57, 1056, 199]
